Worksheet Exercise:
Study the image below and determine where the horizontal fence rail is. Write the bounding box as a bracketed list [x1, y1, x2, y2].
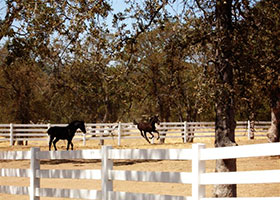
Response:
[0, 121, 271, 146]
[0, 142, 280, 200]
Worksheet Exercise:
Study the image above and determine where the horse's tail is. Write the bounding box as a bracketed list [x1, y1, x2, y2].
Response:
[133, 120, 138, 125]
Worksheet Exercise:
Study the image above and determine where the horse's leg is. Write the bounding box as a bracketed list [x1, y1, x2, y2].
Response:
[149, 132, 154, 139]
[143, 131, 151, 143]
[155, 130, 160, 140]
[53, 138, 59, 151]
[66, 140, 74, 151]
[66, 140, 70, 151]
[139, 130, 150, 144]
[49, 136, 54, 151]
[140, 130, 144, 138]
[70, 141, 74, 150]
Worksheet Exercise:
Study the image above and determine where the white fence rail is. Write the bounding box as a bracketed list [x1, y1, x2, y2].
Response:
[0, 121, 270, 146]
[0, 143, 280, 200]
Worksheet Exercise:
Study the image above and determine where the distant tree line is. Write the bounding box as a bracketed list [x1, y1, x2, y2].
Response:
[0, 0, 277, 125]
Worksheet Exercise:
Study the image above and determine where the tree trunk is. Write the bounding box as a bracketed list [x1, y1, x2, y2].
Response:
[214, 94, 237, 197]
[267, 87, 280, 142]
[213, 0, 237, 197]
[159, 98, 170, 144]
[15, 93, 31, 146]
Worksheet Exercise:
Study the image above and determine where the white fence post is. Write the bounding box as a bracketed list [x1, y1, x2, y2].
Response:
[151, 135, 155, 144]
[118, 122, 121, 146]
[183, 121, 187, 143]
[9, 123, 14, 146]
[101, 146, 113, 200]
[248, 120, 255, 140]
[82, 134, 86, 146]
[192, 143, 205, 200]
[83, 129, 87, 146]
[247, 120, 251, 140]
[30, 147, 40, 200]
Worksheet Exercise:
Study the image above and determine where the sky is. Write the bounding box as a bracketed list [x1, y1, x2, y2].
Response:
[0, 0, 184, 27]
[0, 0, 184, 45]
[108, 0, 184, 30]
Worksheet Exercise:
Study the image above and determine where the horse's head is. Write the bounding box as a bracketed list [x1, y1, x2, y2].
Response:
[150, 115, 160, 125]
[73, 121, 86, 134]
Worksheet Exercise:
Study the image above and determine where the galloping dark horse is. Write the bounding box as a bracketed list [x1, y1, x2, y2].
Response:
[47, 120, 86, 151]
[133, 115, 160, 144]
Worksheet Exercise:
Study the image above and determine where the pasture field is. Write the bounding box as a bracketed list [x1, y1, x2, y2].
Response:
[0, 136, 279, 200]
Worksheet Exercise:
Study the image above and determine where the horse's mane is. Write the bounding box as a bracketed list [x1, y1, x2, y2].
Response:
[149, 115, 159, 123]
[149, 116, 155, 123]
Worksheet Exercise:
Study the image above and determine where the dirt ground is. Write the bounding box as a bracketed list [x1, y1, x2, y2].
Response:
[0, 136, 279, 200]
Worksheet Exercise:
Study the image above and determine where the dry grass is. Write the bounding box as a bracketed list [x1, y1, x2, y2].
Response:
[0, 136, 279, 200]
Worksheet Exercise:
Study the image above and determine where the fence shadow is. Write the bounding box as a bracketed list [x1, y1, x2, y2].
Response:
[40, 159, 162, 166]
[113, 159, 162, 166]
[40, 159, 101, 165]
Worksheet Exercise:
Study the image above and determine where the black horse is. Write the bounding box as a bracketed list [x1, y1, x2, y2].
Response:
[133, 115, 160, 144]
[47, 120, 86, 151]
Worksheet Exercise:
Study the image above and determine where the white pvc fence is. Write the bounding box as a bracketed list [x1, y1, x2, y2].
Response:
[0, 121, 270, 146]
[0, 143, 279, 200]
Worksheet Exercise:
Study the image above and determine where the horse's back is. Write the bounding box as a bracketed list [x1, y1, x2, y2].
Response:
[47, 126, 66, 137]
[138, 123, 153, 131]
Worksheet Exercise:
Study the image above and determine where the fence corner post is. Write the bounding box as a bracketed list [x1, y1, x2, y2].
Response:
[117, 122, 122, 146]
[192, 143, 205, 200]
[30, 147, 40, 200]
[9, 123, 14, 146]
[101, 146, 113, 200]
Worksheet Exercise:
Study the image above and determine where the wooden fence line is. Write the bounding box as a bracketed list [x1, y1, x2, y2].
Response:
[0, 143, 280, 200]
[0, 121, 271, 146]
